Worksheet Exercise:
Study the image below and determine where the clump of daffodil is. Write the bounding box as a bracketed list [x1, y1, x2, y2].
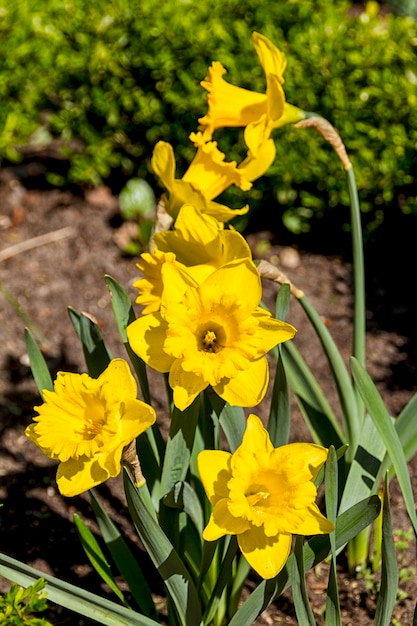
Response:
[198, 414, 334, 579]
[198, 32, 306, 179]
[134, 204, 252, 314]
[25, 359, 156, 497]
[127, 258, 296, 411]
[151, 132, 250, 222]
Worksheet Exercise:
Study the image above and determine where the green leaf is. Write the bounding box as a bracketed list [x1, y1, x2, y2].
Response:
[208, 391, 246, 452]
[104, 275, 151, 405]
[324, 447, 342, 625]
[123, 471, 202, 625]
[281, 341, 345, 448]
[275, 282, 291, 322]
[393, 390, 417, 467]
[350, 357, 417, 536]
[67, 307, 112, 377]
[229, 495, 381, 626]
[268, 349, 291, 447]
[373, 475, 398, 626]
[292, 536, 317, 626]
[0, 553, 159, 626]
[90, 490, 157, 619]
[163, 481, 204, 535]
[25, 327, 53, 399]
[73, 514, 127, 606]
[298, 293, 361, 458]
[159, 401, 200, 499]
[339, 413, 386, 514]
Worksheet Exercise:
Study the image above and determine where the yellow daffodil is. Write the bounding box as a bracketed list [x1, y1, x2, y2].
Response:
[133, 205, 252, 313]
[151, 135, 250, 222]
[25, 359, 156, 497]
[127, 258, 296, 411]
[198, 32, 306, 172]
[198, 414, 334, 579]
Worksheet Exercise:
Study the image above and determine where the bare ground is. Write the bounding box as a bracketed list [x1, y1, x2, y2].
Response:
[1, 163, 417, 625]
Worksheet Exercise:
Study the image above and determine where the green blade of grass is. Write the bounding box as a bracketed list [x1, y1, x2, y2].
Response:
[0, 553, 159, 626]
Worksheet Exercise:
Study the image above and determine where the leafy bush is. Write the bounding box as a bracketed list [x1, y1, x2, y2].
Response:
[0, 0, 417, 240]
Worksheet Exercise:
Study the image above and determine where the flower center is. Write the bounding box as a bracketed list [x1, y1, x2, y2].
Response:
[245, 484, 270, 508]
[198, 322, 226, 353]
[83, 417, 104, 440]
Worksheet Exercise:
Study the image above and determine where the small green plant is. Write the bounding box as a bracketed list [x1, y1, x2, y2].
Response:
[0, 579, 53, 626]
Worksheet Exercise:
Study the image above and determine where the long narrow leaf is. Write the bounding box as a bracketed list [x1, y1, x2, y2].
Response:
[268, 349, 291, 447]
[281, 341, 345, 448]
[297, 293, 361, 457]
[104, 275, 151, 406]
[0, 553, 159, 626]
[325, 447, 341, 625]
[73, 514, 127, 606]
[393, 390, 417, 466]
[373, 476, 398, 626]
[292, 536, 317, 626]
[25, 327, 53, 398]
[67, 306, 111, 377]
[207, 391, 246, 452]
[90, 490, 157, 619]
[350, 357, 417, 536]
[123, 471, 202, 625]
[159, 401, 200, 499]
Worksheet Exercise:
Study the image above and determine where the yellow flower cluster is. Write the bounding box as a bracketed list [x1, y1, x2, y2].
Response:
[24, 32, 334, 581]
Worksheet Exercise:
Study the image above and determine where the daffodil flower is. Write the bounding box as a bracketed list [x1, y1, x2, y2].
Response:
[127, 258, 296, 411]
[133, 204, 252, 313]
[25, 359, 156, 497]
[151, 135, 250, 222]
[198, 32, 306, 173]
[198, 414, 334, 579]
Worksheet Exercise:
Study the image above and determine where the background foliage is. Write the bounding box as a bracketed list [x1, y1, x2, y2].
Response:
[1, 0, 417, 241]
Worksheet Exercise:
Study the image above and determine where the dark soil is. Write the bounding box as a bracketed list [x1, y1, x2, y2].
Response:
[1, 162, 417, 625]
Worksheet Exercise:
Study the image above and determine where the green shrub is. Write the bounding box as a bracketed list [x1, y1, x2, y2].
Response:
[0, 0, 416, 240]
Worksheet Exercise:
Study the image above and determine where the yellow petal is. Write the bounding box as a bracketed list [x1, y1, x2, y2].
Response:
[216, 358, 269, 407]
[203, 498, 251, 541]
[243, 414, 274, 456]
[292, 503, 335, 536]
[238, 527, 292, 579]
[160, 263, 200, 318]
[169, 359, 208, 411]
[252, 32, 287, 85]
[127, 314, 174, 373]
[203, 258, 261, 311]
[253, 308, 297, 355]
[203, 199, 249, 222]
[151, 141, 176, 192]
[57, 456, 110, 497]
[119, 398, 156, 443]
[99, 358, 137, 399]
[198, 449, 232, 503]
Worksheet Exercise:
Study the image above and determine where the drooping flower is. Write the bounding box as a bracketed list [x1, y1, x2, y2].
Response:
[198, 32, 306, 171]
[198, 414, 334, 579]
[25, 359, 156, 497]
[133, 204, 252, 313]
[127, 258, 296, 411]
[151, 135, 250, 222]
